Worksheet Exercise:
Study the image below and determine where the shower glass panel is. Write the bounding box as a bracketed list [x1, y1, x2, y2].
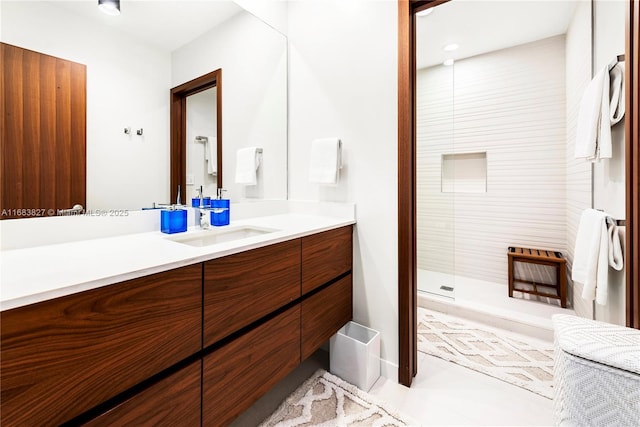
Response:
[415, 16, 455, 300]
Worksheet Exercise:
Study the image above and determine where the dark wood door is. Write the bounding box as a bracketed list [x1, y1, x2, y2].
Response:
[1, 43, 86, 219]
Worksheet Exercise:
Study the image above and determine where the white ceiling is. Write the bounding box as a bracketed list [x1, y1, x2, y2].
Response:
[47, 0, 243, 52]
[416, 0, 580, 69]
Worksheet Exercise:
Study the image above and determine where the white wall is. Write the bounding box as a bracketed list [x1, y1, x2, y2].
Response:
[287, 0, 399, 373]
[417, 37, 568, 287]
[1, 1, 172, 211]
[235, 0, 288, 35]
[565, 0, 594, 319]
[593, 0, 626, 326]
[186, 88, 218, 201]
[172, 10, 287, 202]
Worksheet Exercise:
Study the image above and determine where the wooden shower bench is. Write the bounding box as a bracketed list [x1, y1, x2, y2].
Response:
[508, 246, 567, 308]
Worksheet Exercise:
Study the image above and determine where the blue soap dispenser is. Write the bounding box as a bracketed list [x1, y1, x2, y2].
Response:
[161, 186, 187, 234]
[160, 207, 187, 234]
[191, 187, 210, 208]
[211, 188, 230, 226]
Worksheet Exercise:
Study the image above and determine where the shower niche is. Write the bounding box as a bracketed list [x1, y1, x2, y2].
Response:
[441, 152, 487, 193]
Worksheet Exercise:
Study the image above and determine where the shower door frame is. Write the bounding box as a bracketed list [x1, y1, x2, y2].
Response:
[397, 0, 640, 387]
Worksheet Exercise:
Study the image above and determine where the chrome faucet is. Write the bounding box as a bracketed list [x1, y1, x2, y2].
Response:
[195, 186, 210, 229]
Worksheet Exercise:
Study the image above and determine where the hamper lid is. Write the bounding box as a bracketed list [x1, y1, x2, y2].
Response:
[552, 314, 640, 375]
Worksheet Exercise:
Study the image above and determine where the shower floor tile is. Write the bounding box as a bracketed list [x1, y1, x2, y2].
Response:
[417, 269, 575, 341]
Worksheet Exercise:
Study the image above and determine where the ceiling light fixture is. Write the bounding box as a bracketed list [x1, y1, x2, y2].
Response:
[416, 8, 434, 17]
[443, 59, 455, 66]
[443, 43, 459, 52]
[98, 0, 120, 16]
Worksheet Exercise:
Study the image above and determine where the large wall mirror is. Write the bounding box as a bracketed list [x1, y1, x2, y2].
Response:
[0, 0, 287, 215]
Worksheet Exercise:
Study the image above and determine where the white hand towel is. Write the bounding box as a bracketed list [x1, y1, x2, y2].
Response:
[575, 69, 606, 160]
[608, 62, 625, 125]
[575, 60, 625, 161]
[204, 136, 217, 175]
[607, 220, 624, 271]
[235, 147, 260, 185]
[573, 209, 609, 304]
[597, 64, 613, 159]
[309, 138, 342, 184]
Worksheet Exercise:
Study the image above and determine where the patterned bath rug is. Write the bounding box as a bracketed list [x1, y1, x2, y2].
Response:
[417, 308, 555, 399]
[259, 369, 416, 427]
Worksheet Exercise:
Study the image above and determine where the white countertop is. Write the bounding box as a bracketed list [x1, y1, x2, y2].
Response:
[0, 213, 355, 311]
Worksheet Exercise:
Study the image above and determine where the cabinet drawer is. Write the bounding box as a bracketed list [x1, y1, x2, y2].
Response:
[203, 239, 300, 347]
[301, 225, 352, 294]
[301, 274, 353, 360]
[0, 264, 202, 426]
[84, 360, 201, 427]
[203, 305, 301, 426]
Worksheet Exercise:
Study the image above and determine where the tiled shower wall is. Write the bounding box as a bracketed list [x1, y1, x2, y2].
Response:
[416, 36, 569, 287]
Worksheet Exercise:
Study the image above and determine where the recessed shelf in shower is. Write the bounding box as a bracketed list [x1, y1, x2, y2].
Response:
[441, 152, 487, 193]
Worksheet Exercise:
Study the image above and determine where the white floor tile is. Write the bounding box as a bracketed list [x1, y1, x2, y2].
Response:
[369, 355, 554, 426]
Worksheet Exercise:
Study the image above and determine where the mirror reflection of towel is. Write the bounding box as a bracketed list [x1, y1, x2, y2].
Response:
[204, 136, 217, 175]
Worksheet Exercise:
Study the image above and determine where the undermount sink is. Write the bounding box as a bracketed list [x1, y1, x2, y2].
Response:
[167, 225, 278, 247]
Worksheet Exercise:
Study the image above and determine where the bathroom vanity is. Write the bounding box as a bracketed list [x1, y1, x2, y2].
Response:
[0, 215, 353, 426]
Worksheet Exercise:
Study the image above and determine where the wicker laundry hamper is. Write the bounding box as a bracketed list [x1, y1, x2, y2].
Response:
[553, 314, 640, 427]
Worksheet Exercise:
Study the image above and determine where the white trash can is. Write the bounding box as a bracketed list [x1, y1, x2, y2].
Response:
[329, 321, 380, 391]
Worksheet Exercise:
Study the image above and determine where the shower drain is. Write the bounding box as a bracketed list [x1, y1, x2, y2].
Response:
[439, 285, 454, 292]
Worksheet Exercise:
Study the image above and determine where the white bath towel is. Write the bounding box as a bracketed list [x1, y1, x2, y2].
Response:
[235, 147, 261, 185]
[309, 138, 342, 184]
[204, 136, 217, 175]
[575, 60, 625, 161]
[573, 209, 609, 305]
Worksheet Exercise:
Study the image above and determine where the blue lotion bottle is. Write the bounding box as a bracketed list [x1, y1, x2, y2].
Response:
[211, 188, 230, 226]
[160, 208, 187, 234]
[161, 186, 187, 234]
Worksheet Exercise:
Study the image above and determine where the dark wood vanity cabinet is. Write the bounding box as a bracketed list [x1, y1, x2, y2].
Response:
[0, 225, 353, 426]
[203, 239, 301, 347]
[83, 360, 202, 427]
[302, 274, 353, 360]
[200, 225, 352, 425]
[302, 226, 353, 294]
[0, 264, 202, 426]
[203, 306, 301, 425]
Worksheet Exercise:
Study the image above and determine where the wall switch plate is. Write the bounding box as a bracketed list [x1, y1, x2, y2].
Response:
[186, 174, 195, 185]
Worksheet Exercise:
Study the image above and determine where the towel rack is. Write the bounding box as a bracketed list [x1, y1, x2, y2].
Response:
[596, 209, 626, 226]
[617, 54, 625, 62]
[195, 136, 208, 143]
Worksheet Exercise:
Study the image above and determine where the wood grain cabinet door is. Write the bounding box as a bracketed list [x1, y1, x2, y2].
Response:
[1, 43, 86, 219]
[0, 264, 202, 426]
[203, 305, 301, 426]
[301, 274, 353, 360]
[83, 360, 201, 427]
[301, 226, 353, 294]
[203, 239, 301, 347]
